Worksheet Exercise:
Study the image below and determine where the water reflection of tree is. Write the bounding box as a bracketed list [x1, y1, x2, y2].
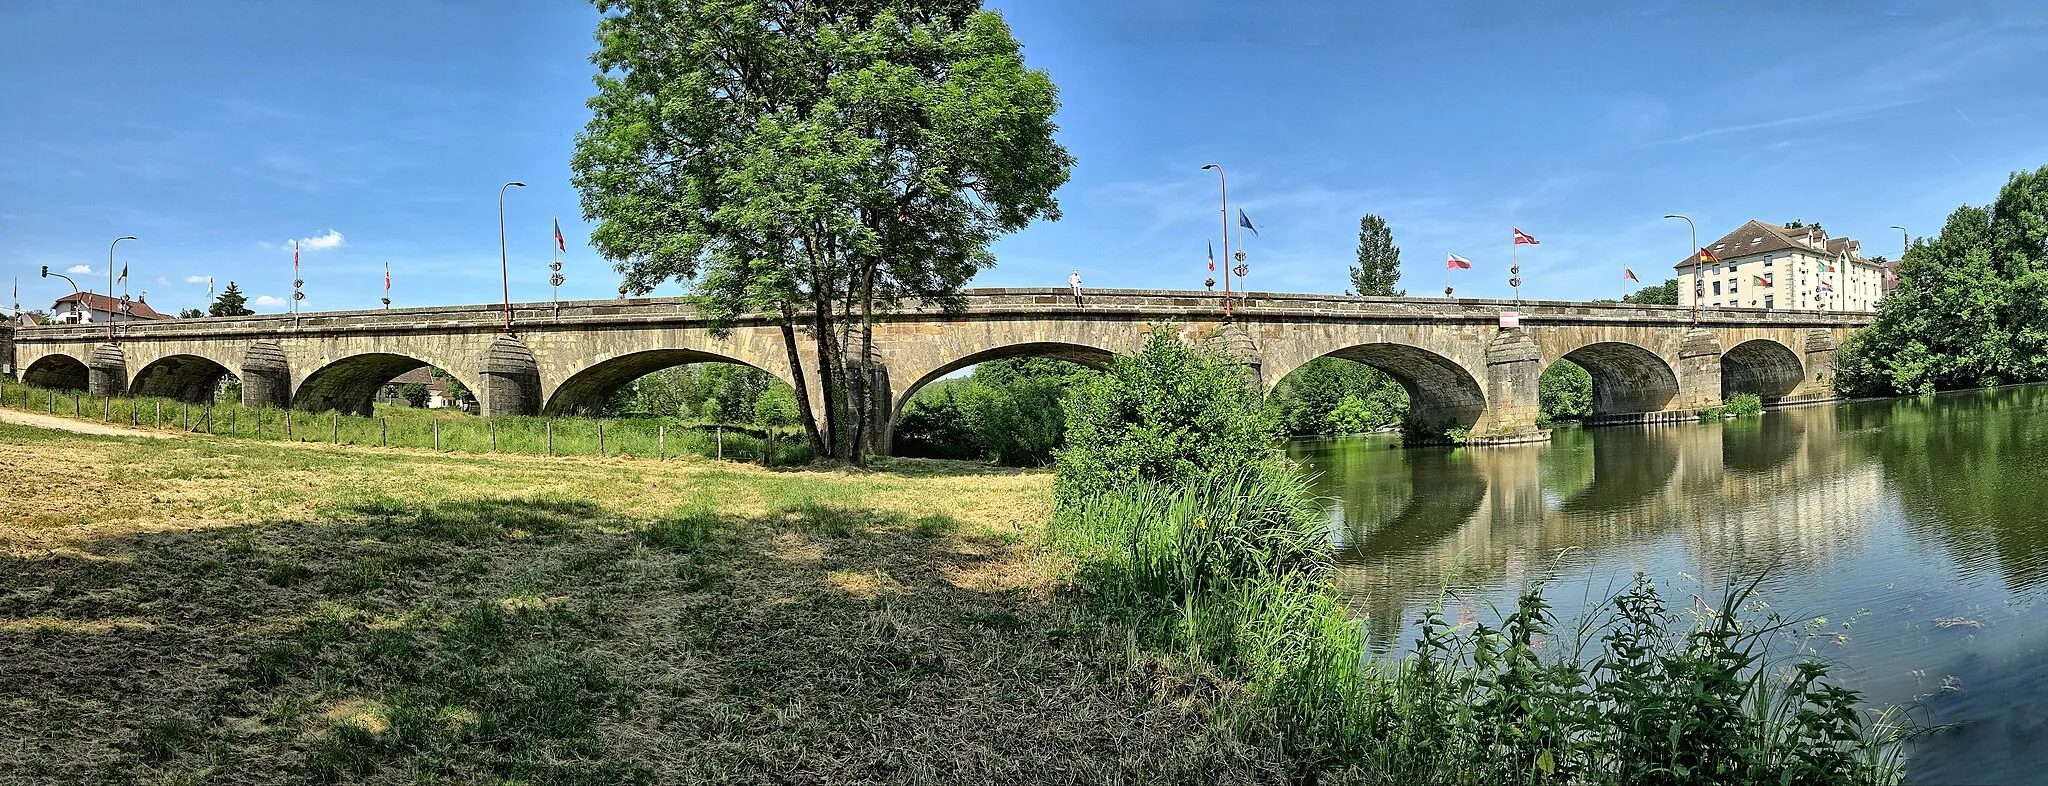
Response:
[1846, 386, 2048, 593]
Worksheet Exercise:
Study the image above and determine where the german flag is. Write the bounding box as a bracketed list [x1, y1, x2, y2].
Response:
[1698, 248, 1717, 265]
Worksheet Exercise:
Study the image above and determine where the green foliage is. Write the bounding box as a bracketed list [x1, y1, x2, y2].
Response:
[1627, 277, 1680, 305]
[208, 281, 255, 317]
[752, 384, 799, 428]
[177, 308, 204, 319]
[1054, 329, 1278, 501]
[396, 382, 430, 409]
[895, 357, 1092, 465]
[1539, 359, 1592, 422]
[443, 379, 472, 406]
[1725, 392, 1764, 417]
[571, 0, 1074, 462]
[1350, 214, 1405, 296]
[1270, 357, 1408, 435]
[1836, 165, 2048, 396]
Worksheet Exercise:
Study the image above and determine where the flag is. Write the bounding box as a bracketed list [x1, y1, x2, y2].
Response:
[293, 241, 300, 273]
[1446, 252, 1472, 269]
[1237, 209, 1258, 237]
[384, 262, 391, 291]
[1624, 266, 1639, 283]
[1753, 274, 1772, 287]
[1698, 248, 1717, 265]
[1208, 240, 1215, 272]
[117, 263, 128, 283]
[1513, 228, 1540, 245]
[554, 217, 566, 253]
[1823, 260, 1837, 273]
[1818, 280, 1834, 293]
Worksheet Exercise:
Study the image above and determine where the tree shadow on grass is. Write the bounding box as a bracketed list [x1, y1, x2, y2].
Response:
[0, 497, 1264, 785]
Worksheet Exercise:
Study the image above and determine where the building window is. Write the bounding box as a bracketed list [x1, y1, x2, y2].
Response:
[1765, 295, 1775, 309]
[1729, 279, 1739, 293]
[1712, 281, 1722, 295]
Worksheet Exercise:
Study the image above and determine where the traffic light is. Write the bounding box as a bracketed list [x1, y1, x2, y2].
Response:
[40, 265, 48, 278]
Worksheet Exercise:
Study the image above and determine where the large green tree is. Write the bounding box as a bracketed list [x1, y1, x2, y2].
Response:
[1269, 357, 1407, 435]
[209, 281, 255, 317]
[571, 0, 1073, 464]
[1837, 165, 2048, 395]
[1626, 278, 1679, 305]
[1349, 214, 1404, 296]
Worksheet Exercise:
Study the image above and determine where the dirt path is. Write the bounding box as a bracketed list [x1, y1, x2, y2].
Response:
[0, 408, 173, 438]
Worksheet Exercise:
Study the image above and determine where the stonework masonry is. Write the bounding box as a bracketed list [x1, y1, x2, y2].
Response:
[8, 288, 1872, 452]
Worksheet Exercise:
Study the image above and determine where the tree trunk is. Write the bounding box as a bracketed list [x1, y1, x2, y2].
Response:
[778, 302, 826, 457]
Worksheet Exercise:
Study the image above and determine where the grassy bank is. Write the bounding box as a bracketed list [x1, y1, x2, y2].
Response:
[0, 378, 806, 463]
[0, 422, 1295, 784]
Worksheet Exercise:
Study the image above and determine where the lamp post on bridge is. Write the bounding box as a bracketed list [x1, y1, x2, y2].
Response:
[499, 181, 526, 333]
[1664, 214, 1696, 326]
[1200, 163, 1230, 319]
[40, 266, 83, 324]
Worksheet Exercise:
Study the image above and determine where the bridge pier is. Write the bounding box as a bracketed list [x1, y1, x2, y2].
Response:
[479, 336, 542, 417]
[1472, 328, 1547, 444]
[1672, 328, 1724, 412]
[240, 341, 292, 408]
[88, 343, 127, 398]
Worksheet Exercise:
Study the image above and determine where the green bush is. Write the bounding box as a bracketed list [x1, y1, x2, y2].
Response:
[1054, 328, 1278, 501]
[1725, 392, 1764, 417]
[1539, 359, 1592, 422]
[1269, 357, 1408, 435]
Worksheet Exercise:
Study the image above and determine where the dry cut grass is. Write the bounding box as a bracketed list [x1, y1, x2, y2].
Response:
[0, 422, 1275, 785]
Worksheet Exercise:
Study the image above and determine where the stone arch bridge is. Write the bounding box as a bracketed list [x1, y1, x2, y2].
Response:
[9, 289, 1869, 449]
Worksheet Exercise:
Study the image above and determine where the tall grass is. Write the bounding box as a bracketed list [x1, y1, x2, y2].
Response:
[1050, 467, 1906, 785]
[0, 378, 810, 464]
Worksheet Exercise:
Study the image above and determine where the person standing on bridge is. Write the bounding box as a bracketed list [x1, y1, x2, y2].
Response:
[1069, 269, 1083, 305]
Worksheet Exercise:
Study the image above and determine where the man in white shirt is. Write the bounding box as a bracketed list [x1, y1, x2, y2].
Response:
[1068, 269, 1083, 305]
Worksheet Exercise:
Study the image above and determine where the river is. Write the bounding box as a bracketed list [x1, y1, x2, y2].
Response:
[1287, 385, 2048, 785]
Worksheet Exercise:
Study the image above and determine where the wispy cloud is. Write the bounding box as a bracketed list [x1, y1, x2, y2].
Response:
[155, 276, 171, 286]
[253, 295, 286, 307]
[66, 264, 91, 274]
[184, 275, 209, 284]
[1643, 100, 1917, 147]
[263, 229, 345, 251]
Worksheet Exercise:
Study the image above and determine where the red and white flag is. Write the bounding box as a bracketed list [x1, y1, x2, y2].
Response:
[293, 241, 300, 274]
[384, 262, 391, 292]
[1446, 252, 1472, 269]
[1624, 266, 1639, 283]
[1513, 228, 1540, 245]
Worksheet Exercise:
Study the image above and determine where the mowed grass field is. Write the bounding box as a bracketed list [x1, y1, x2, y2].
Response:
[0, 422, 1254, 785]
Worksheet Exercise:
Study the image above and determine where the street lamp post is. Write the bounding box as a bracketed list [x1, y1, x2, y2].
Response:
[1664, 215, 1696, 325]
[1889, 225, 1908, 260]
[1200, 164, 1230, 319]
[40, 266, 83, 324]
[499, 182, 526, 333]
[108, 236, 136, 341]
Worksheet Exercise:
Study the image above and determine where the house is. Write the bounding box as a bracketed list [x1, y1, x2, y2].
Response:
[47, 291, 174, 324]
[1673, 221, 1888, 313]
[374, 367, 473, 411]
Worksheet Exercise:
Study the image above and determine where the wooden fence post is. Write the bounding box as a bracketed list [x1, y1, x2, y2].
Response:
[489, 419, 497, 452]
[433, 419, 441, 451]
[546, 420, 553, 456]
[716, 425, 724, 459]
[154, 401, 162, 429]
[597, 422, 605, 457]
[657, 424, 665, 460]
[286, 410, 293, 440]
[103, 396, 110, 423]
[381, 418, 387, 447]
[331, 412, 339, 444]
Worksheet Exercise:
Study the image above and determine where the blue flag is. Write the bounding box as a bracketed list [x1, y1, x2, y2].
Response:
[1207, 240, 1215, 272]
[1238, 208, 1258, 236]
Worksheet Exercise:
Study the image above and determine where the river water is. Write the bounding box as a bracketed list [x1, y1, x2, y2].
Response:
[1287, 385, 2048, 785]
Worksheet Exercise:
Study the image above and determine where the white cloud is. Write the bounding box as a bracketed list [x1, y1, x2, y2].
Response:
[260, 229, 345, 252]
[156, 276, 171, 286]
[184, 275, 209, 284]
[253, 295, 287, 307]
[67, 264, 92, 274]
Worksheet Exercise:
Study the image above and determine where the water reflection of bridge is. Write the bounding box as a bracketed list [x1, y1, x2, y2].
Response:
[1296, 405, 1889, 633]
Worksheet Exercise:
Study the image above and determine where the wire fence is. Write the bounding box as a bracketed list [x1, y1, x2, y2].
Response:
[0, 379, 810, 465]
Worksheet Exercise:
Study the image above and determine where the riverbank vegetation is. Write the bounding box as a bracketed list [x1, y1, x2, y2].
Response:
[0, 376, 810, 464]
[892, 358, 1094, 465]
[1837, 164, 2048, 397]
[1049, 330, 1904, 784]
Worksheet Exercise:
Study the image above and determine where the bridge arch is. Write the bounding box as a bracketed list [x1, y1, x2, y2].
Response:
[23, 353, 89, 390]
[1296, 343, 1488, 432]
[890, 341, 1117, 417]
[543, 348, 783, 417]
[1720, 339, 1803, 401]
[1553, 341, 1680, 418]
[131, 354, 234, 403]
[293, 353, 479, 416]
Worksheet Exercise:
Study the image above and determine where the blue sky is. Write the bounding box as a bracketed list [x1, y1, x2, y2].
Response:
[4, 1, 2046, 316]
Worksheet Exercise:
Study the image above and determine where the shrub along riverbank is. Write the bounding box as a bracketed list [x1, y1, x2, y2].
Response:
[1047, 328, 1905, 784]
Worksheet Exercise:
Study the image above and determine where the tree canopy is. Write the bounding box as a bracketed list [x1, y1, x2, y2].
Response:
[209, 282, 255, 317]
[571, 0, 1072, 463]
[1626, 278, 1679, 305]
[1350, 214, 1404, 296]
[1837, 165, 2048, 395]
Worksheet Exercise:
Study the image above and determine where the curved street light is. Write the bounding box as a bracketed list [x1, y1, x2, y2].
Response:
[39, 265, 83, 324]
[1888, 225, 1908, 259]
[1200, 164, 1229, 318]
[499, 182, 526, 333]
[1663, 215, 1696, 325]
[109, 236, 136, 341]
